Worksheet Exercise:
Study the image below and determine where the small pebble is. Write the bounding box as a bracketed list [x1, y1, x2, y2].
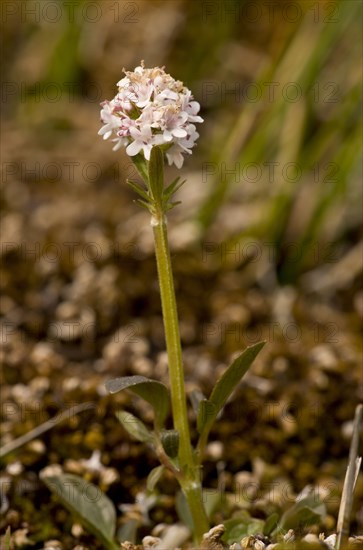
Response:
[283, 529, 295, 542]
[142, 536, 161, 549]
[27, 439, 46, 454]
[43, 541, 63, 549]
[40, 464, 63, 477]
[206, 441, 224, 460]
[309, 345, 338, 371]
[303, 534, 319, 543]
[6, 461, 24, 475]
[71, 523, 84, 537]
[202, 524, 225, 549]
[12, 529, 34, 546]
[241, 536, 266, 550]
[100, 467, 119, 486]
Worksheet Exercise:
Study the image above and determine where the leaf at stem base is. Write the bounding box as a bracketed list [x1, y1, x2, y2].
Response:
[40, 472, 118, 550]
[105, 375, 169, 429]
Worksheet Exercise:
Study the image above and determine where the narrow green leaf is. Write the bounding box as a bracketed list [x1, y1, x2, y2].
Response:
[161, 429, 179, 458]
[263, 512, 279, 535]
[202, 488, 224, 519]
[40, 472, 118, 550]
[163, 176, 181, 196]
[127, 179, 150, 202]
[105, 375, 169, 428]
[189, 389, 206, 415]
[117, 519, 139, 544]
[165, 201, 182, 211]
[148, 146, 164, 202]
[209, 342, 265, 415]
[197, 343, 265, 454]
[176, 490, 193, 531]
[197, 399, 216, 434]
[135, 199, 153, 212]
[163, 177, 186, 200]
[146, 465, 165, 492]
[221, 515, 265, 544]
[131, 153, 149, 183]
[4, 526, 12, 550]
[276, 493, 326, 533]
[281, 503, 326, 531]
[116, 411, 154, 443]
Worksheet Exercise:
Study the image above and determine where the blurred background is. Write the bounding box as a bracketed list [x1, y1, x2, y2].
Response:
[1, 0, 362, 546]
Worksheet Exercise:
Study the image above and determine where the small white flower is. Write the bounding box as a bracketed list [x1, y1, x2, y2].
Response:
[115, 88, 135, 111]
[166, 144, 185, 169]
[116, 114, 135, 137]
[99, 61, 203, 168]
[157, 107, 188, 142]
[111, 137, 126, 151]
[98, 101, 120, 140]
[155, 88, 179, 104]
[181, 89, 204, 123]
[178, 124, 199, 151]
[134, 83, 154, 108]
[126, 125, 154, 160]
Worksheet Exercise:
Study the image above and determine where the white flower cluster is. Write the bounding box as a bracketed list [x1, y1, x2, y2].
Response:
[98, 62, 203, 168]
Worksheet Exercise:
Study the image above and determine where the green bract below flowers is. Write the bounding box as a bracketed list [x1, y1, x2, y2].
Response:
[42, 64, 265, 548]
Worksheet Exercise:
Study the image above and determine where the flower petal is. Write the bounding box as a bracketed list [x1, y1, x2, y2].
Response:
[126, 141, 143, 156]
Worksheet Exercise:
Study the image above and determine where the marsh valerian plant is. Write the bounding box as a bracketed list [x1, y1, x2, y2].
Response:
[41, 62, 265, 547]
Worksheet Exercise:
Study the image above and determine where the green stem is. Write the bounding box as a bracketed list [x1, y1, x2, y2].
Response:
[152, 211, 209, 542]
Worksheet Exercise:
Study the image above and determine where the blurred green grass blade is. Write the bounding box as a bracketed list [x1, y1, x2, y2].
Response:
[197, 1, 361, 233]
